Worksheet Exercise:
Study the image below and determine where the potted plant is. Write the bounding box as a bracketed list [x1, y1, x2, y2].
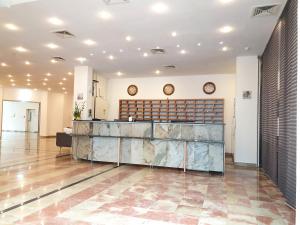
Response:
[73, 102, 85, 120]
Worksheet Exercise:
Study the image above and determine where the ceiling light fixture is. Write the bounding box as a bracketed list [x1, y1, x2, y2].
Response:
[8, 74, 13, 78]
[42, 82, 47, 86]
[219, 25, 234, 33]
[64, 91, 68, 94]
[34, 88, 38, 91]
[222, 46, 229, 51]
[4, 23, 19, 31]
[15, 46, 28, 52]
[176, 44, 180, 48]
[26, 73, 31, 77]
[137, 47, 141, 51]
[25, 61, 31, 65]
[50, 59, 57, 64]
[151, 2, 169, 14]
[44, 78, 48, 81]
[62, 77, 67, 81]
[119, 49, 124, 53]
[180, 49, 187, 54]
[117, 71, 123, 76]
[1, 62, 7, 67]
[108, 55, 115, 60]
[155, 70, 161, 75]
[27, 83, 31, 86]
[90, 53, 94, 56]
[26, 79, 31, 82]
[219, 41, 224, 45]
[46, 43, 59, 49]
[197, 43, 201, 46]
[171, 31, 177, 37]
[76, 57, 87, 63]
[62, 87, 66, 90]
[98, 10, 113, 20]
[102, 50, 107, 54]
[48, 88, 51, 91]
[125, 36, 132, 42]
[11, 83, 16, 87]
[219, 0, 234, 4]
[59, 82, 63, 85]
[83, 39, 96, 46]
[67, 72, 72, 75]
[46, 73, 51, 76]
[143, 52, 149, 57]
[10, 79, 14, 82]
[48, 17, 64, 26]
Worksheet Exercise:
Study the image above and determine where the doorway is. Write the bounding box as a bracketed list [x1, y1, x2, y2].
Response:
[2, 100, 40, 133]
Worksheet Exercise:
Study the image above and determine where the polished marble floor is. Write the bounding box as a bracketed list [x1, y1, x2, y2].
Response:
[0, 132, 295, 225]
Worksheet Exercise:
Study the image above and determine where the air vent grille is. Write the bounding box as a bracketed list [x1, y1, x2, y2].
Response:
[103, 0, 129, 5]
[52, 56, 65, 62]
[164, 65, 176, 69]
[252, 4, 280, 17]
[53, 30, 75, 39]
[151, 48, 166, 54]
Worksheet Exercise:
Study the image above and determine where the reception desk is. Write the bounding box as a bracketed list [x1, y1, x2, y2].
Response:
[72, 121, 225, 173]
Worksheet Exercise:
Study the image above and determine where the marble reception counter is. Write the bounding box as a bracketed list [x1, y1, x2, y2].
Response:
[72, 121, 225, 173]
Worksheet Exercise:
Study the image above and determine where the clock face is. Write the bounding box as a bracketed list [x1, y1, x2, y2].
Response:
[127, 85, 138, 96]
[203, 82, 216, 94]
[163, 84, 175, 96]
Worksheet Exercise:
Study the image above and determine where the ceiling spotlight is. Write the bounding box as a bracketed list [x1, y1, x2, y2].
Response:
[25, 61, 31, 65]
[102, 50, 107, 54]
[42, 82, 47, 86]
[180, 49, 187, 54]
[46, 43, 59, 49]
[219, 41, 224, 45]
[143, 52, 149, 57]
[151, 2, 169, 14]
[62, 77, 67, 81]
[125, 36, 132, 42]
[155, 70, 161, 75]
[59, 82, 63, 85]
[11, 83, 16, 87]
[176, 44, 180, 48]
[10, 79, 14, 82]
[219, 0, 234, 4]
[8, 74, 13, 78]
[48, 88, 52, 91]
[222, 46, 229, 51]
[26, 79, 31, 82]
[67, 72, 72, 75]
[27, 83, 31, 86]
[4, 23, 19, 31]
[62, 87, 66, 90]
[83, 39, 96, 46]
[50, 59, 57, 64]
[117, 71, 123, 76]
[108, 55, 115, 60]
[34, 88, 38, 91]
[44, 78, 48, 81]
[244, 46, 250, 51]
[26, 73, 31, 77]
[46, 73, 51, 76]
[219, 25, 234, 33]
[171, 31, 177, 37]
[1, 62, 7, 67]
[119, 49, 124, 53]
[76, 57, 87, 63]
[137, 47, 141, 51]
[64, 91, 68, 94]
[48, 17, 64, 26]
[90, 53, 94, 56]
[98, 10, 112, 20]
[15, 46, 28, 52]
[197, 43, 201, 46]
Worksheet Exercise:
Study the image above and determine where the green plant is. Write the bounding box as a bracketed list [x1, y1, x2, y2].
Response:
[73, 102, 85, 120]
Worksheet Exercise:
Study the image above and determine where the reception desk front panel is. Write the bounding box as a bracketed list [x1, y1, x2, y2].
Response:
[72, 121, 224, 173]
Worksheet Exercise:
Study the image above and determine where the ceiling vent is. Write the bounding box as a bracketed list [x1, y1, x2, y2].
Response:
[151, 48, 166, 54]
[52, 30, 75, 39]
[103, 0, 129, 5]
[164, 65, 176, 69]
[251, 4, 281, 17]
[52, 56, 65, 62]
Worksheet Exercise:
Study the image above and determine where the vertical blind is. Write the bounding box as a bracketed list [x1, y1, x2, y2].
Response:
[261, 0, 297, 208]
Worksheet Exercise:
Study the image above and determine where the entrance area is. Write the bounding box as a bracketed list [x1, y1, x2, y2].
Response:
[2, 100, 40, 133]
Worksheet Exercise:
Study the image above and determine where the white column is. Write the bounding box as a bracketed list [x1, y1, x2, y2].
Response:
[234, 56, 259, 165]
[73, 66, 94, 120]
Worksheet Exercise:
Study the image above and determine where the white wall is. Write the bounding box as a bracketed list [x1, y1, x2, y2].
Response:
[235, 56, 259, 165]
[0, 87, 73, 136]
[2, 101, 39, 132]
[106, 74, 236, 153]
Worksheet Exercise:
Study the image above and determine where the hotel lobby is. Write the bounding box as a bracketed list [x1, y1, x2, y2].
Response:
[0, 0, 298, 224]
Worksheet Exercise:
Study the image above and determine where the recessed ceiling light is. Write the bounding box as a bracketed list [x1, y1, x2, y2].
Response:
[44, 78, 48, 81]
[15, 46, 28, 52]
[10, 79, 14, 82]
[76, 57, 87, 63]
[34, 88, 38, 91]
[62, 77, 67, 81]
[11, 83, 16, 87]
[8, 74, 13, 78]
[4, 23, 19, 31]
[219, 0, 234, 4]
[244, 46, 250, 51]
[42, 82, 47, 86]
[64, 91, 68, 94]
[1, 62, 7, 67]
[137, 47, 141, 51]
[27, 83, 31, 86]
[219, 41, 224, 45]
[59, 82, 63, 85]
[25, 61, 31, 65]
[67, 72, 72, 75]
[176, 44, 180, 48]
[155, 70, 161, 75]
[102, 50, 107, 54]
[151, 2, 169, 14]
[221, 46, 229, 51]
[26, 73, 31, 77]
[108, 55, 115, 60]
[48, 88, 51, 91]
[90, 53, 94, 56]
[117, 71, 123, 76]
[197, 43, 201, 46]
[83, 39, 96, 46]
[46, 43, 59, 49]
[98, 10, 112, 20]
[50, 59, 57, 64]
[62, 87, 66, 90]
[46, 73, 51, 76]
[125, 36, 132, 42]
[143, 52, 149, 57]
[26, 79, 31, 82]
[171, 31, 177, 37]
[219, 25, 234, 33]
[180, 49, 187, 54]
[119, 49, 124, 53]
[48, 17, 64, 26]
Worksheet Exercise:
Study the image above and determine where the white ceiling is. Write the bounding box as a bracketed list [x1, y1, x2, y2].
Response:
[0, 0, 287, 93]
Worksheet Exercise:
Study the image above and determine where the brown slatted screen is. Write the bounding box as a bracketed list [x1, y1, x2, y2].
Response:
[261, 0, 297, 208]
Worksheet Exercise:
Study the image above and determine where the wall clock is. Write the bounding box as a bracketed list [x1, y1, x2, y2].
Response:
[163, 84, 175, 96]
[203, 82, 216, 95]
[127, 85, 138, 96]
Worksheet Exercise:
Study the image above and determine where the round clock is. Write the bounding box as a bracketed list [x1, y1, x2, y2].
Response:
[163, 84, 175, 96]
[127, 85, 138, 96]
[203, 82, 216, 95]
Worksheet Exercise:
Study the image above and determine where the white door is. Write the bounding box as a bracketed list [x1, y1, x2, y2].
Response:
[26, 109, 38, 132]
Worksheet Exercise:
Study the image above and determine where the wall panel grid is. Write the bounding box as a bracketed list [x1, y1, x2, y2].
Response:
[261, 0, 297, 208]
[119, 99, 224, 123]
